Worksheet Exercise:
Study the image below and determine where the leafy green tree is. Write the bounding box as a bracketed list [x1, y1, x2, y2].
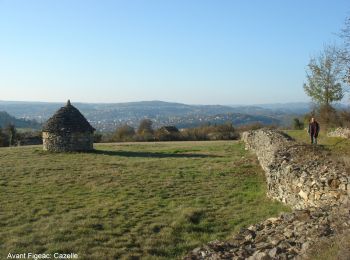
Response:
[303, 45, 344, 107]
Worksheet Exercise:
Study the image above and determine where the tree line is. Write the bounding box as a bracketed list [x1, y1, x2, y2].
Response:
[99, 119, 240, 142]
[0, 119, 264, 147]
[0, 124, 42, 147]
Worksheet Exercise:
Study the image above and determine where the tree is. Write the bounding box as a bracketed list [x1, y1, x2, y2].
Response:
[136, 119, 154, 141]
[137, 119, 154, 135]
[0, 127, 9, 147]
[303, 45, 345, 108]
[155, 126, 180, 141]
[93, 132, 103, 143]
[113, 124, 136, 141]
[293, 118, 304, 130]
[4, 124, 17, 146]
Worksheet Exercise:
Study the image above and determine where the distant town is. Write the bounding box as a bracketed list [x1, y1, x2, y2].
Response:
[0, 100, 316, 132]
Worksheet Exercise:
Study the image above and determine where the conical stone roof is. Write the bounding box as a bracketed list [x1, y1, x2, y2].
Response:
[42, 100, 95, 133]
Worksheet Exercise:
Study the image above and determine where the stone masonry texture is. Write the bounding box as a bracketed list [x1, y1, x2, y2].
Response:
[185, 129, 350, 260]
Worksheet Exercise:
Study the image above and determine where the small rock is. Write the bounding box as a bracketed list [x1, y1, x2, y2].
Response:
[283, 230, 293, 238]
[301, 241, 310, 254]
[268, 247, 280, 258]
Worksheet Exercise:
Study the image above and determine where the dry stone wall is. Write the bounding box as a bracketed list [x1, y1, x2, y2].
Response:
[185, 205, 350, 260]
[186, 129, 350, 259]
[327, 127, 350, 139]
[241, 129, 350, 209]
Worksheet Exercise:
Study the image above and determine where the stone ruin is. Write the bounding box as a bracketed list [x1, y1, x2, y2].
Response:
[186, 129, 350, 259]
[241, 130, 350, 209]
[42, 100, 95, 152]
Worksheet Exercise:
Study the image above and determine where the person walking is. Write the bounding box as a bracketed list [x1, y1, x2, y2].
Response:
[308, 117, 320, 144]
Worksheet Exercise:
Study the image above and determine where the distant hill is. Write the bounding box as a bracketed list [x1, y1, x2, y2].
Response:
[0, 111, 41, 129]
[0, 100, 312, 132]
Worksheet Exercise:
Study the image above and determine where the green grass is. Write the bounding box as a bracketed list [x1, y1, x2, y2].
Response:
[0, 141, 289, 259]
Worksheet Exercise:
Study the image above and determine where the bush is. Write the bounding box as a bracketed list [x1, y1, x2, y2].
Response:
[0, 128, 9, 147]
[237, 122, 265, 132]
[135, 132, 155, 142]
[101, 122, 240, 142]
[112, 124, 136, 142]
[93, 132, 103, 143]
[293, 118, 304, 130]
[136, 119, 155, 141]
[17, 131, 42, 145]
[155, 126, 180, 141]
[318, 104, 341, 128]
[0, 124, 19, 147]
[339, 110, 350, 128]
[181, 123, 239, 141]
[303, 105, 349, 130]
[3, 124, 17, 146]
[137, 119, 154, 135]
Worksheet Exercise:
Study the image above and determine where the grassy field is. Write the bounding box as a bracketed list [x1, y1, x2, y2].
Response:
[0, 141, 289, 259]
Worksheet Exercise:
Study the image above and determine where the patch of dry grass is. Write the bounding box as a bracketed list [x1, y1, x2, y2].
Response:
[306, 233, 350, 260]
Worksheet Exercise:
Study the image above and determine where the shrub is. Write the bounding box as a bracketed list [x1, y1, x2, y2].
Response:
[155, 126, 180, 141]
[0, 128, 9, 147]
[293, 118, 304, 130]
[93, 132, 103, 143]
[17, 131, 42, 145]
[112, 124, 136, 142]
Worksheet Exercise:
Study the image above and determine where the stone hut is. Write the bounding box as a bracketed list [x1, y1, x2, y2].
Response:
[42, 100, 95, 152]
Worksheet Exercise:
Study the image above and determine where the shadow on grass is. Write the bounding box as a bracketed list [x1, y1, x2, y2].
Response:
[91, 149, 221, 158]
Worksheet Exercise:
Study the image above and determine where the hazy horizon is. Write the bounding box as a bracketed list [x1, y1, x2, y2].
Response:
[0, 98, 314, 107]
[1, 1, 350, 104]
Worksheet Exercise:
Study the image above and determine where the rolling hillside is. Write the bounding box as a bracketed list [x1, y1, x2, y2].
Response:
[0, 100, 310, 131]
[0, 111, 41, 129]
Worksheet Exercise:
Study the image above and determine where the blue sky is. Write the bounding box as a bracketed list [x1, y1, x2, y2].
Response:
[0, 0, 349, 105]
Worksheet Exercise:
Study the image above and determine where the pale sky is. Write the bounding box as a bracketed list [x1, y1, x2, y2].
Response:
[0, 0, 349, 105]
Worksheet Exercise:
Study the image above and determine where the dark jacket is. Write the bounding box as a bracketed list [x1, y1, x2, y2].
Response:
[308, 121, 320, 137]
